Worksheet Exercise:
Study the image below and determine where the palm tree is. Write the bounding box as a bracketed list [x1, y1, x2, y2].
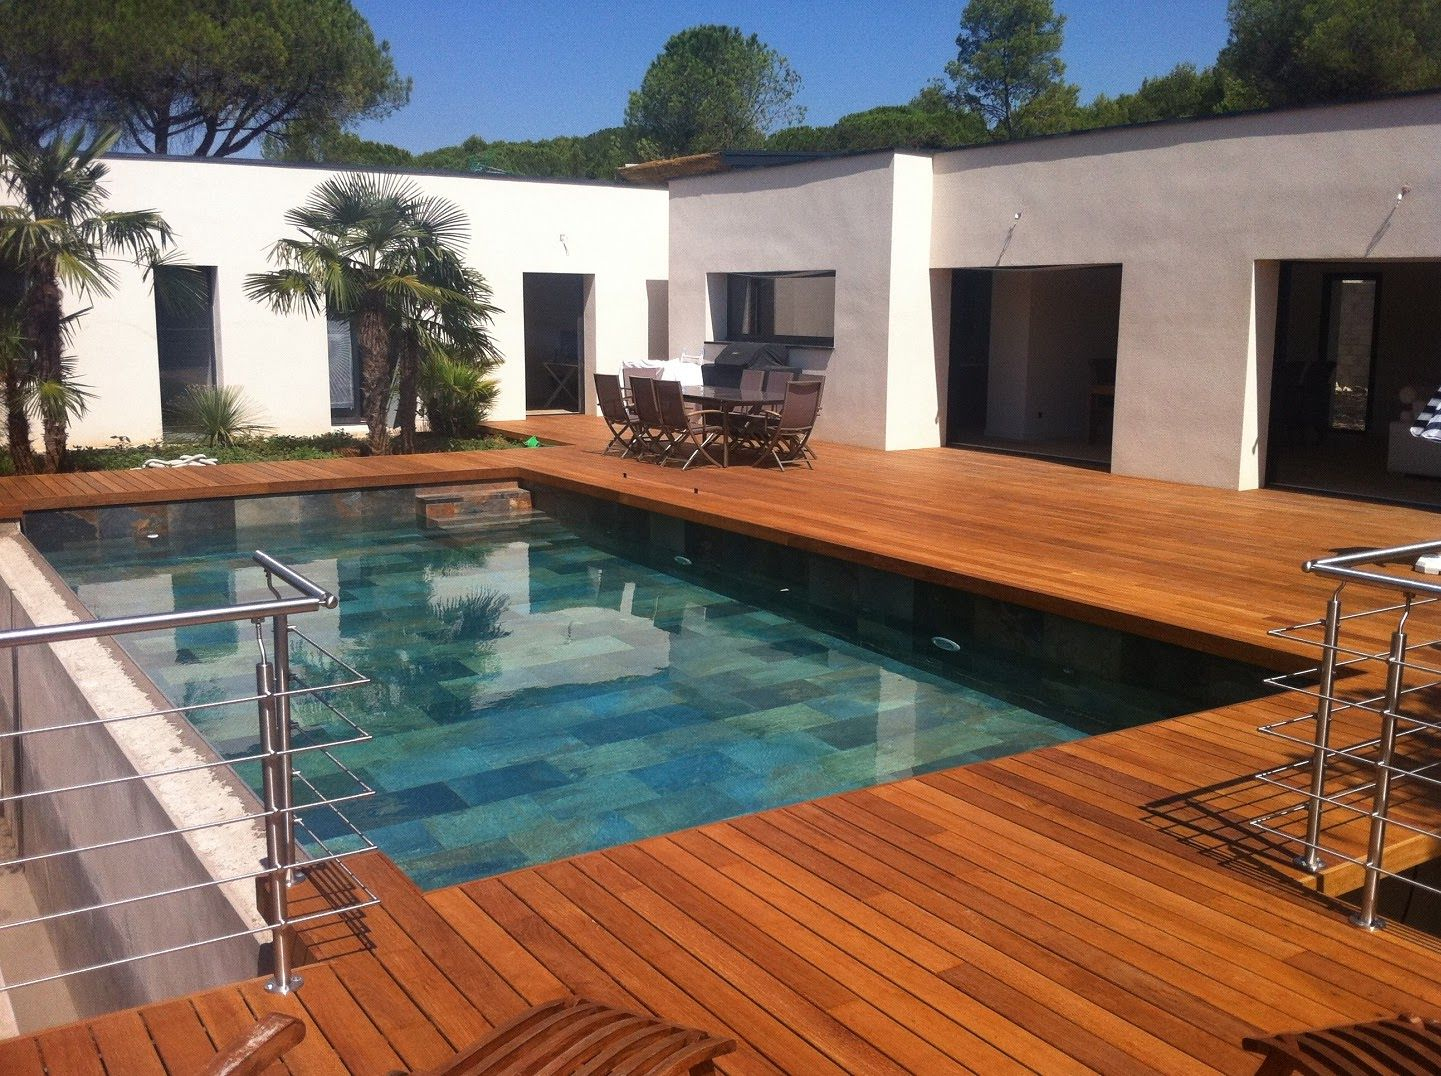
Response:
[0, 126, 173, 473]
[245, 175, 497, 455]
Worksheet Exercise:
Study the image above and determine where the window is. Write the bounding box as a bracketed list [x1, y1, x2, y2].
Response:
[726, 271, 835, 346]
[154, 266, 217, 431]
[327, 312, 364, 423]
[1323, 274, 1380, 433]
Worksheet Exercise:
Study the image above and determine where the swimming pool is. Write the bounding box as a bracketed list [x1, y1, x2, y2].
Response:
[34, 485, 1262, 889]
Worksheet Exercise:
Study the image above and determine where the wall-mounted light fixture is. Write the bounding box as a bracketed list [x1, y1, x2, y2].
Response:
[1397, 185, 1412, 203]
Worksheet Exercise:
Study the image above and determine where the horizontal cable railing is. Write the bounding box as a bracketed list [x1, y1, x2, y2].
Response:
[0, 551, 375, 996]
[1249, 539, 1441, 929]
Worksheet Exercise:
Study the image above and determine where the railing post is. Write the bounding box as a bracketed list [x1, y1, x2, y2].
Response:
[270, 614, 304, 887]
[257, 636, 303, 994]
[1296, 586, 1344, 872]
[1350, 601, 1410, 931]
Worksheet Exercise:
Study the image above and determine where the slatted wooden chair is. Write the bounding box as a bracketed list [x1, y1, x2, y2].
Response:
[412, 996, 736, 1075]
[1242, 1012, 1441, 1074]
[200, 1013, 306, 1075]
[209, 997, 734, 1075]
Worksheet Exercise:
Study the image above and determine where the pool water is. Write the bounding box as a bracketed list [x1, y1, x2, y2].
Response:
[43, 504, 1207, 889]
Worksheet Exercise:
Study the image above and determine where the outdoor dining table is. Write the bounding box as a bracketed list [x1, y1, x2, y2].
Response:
[681, 384, 787, 467]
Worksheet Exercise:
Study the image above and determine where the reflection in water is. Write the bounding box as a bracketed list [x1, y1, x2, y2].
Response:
[47, 516, 1090, 890]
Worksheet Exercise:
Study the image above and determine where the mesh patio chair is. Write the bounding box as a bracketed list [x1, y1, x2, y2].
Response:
[629, 375, 665, 461]
[594, 373, 641, 456]
[623, 366, 662, 405]
[650, 378, 726, 469]
[793, 375, 824, 459]
[764, 368, 796, 391]
[740, 378, 822, 471]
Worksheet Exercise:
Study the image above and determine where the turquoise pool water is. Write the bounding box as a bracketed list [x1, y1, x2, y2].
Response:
[38, 495, 1246, 889]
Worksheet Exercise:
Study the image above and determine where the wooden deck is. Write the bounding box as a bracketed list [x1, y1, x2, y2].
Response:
[2, 419, 1441, 1072]
[7, 698, 1441, 1074]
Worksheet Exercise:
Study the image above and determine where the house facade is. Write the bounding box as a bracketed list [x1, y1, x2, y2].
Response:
[63, 91, 1441, 499]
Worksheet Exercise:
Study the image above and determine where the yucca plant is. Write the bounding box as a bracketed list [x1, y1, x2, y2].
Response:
[169, 384, 270, 449]
[418, 353, 499, 438]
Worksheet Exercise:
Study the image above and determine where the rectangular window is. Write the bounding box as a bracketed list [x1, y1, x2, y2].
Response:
[327, 312, 364, 423]
[1323, 273, 1380, 433]
[154, 266, 217, 432]
[726, 271, 835, 346]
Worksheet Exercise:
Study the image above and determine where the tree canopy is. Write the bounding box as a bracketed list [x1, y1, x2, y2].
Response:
[946, 0, 1079, 139]
[624, 25, 804, 159]
[0, 0, 410, 156]
[1078, 63, 1226, 129]
[1220, 0, 1441, 108]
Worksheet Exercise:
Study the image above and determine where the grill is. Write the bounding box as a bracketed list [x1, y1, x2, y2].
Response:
[702, 341, 790, 388]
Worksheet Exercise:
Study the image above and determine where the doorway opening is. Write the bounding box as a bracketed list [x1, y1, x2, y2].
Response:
[944, 265, 1121, 470]
[1267, 260, 1441, 507]
[524, 273, 588, 414]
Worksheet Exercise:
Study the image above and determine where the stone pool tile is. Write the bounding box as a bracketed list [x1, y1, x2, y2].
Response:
[529, 771, 657, 820]
[505, 812, 643, 865]
[731, 679, 832, 712]
[448, 759, 570, 806]
[343, 781, 470, 830]
[718, 730, 833, 774]
[364, 819, 443, 858]
[570, 702, 710, 747]
[620, 784, 749, 837]
[722, 702, 835, 737]
[406, 838, 531, 891]
[630, 749, 746, 794]
[425, 798, 547, 849]
[549, 736, 670, 779]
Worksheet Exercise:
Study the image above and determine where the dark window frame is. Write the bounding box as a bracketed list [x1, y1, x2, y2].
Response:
[1319, 271, 1382, 435]
[725, 270, 836, 348]
[154, 265, 218, 430]
[327, 313, 365, 425]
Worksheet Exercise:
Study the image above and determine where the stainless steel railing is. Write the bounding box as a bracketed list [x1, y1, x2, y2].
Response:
[1250, 539, 1441, 929]
[0, 550, 376, 996]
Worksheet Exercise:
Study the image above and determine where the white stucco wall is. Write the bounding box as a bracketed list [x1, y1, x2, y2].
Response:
[668, 154, 924, 449]
[66, 157, 668, 446]
[929, 93, 1441, 488]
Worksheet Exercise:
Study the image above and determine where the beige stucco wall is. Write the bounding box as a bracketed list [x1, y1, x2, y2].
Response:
[68, 158, 668, 446]
[929, 93, 1441, 488]
[668, 154, 928, 449]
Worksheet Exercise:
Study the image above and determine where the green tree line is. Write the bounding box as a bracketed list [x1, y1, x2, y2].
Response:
[2, 1, 1439, 178]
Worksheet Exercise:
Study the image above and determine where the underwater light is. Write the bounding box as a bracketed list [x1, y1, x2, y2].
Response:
[931, 636, 961, 653]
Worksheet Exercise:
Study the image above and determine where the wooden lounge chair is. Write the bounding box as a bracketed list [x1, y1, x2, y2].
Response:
[739, 378, 821, 470]
[650, 378, 725, 470]
[594, 372, 640, 456]
[205, 997, 735, 1075]
[1242, 1012, 1441, 1074]
[201, 1012, 306, 1075]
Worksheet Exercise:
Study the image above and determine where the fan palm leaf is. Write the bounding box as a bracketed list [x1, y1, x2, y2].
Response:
[0, 123, 173, 473]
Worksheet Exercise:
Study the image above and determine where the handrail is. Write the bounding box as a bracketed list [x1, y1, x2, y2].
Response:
[0, 549, 335, 648]
[1305, 539, 1441, 598]
[1251, 539, 1441, 930]
[0, 550, 374, 997]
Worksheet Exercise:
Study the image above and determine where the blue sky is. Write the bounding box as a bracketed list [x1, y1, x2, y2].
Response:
[350, 1, 1231, 150]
